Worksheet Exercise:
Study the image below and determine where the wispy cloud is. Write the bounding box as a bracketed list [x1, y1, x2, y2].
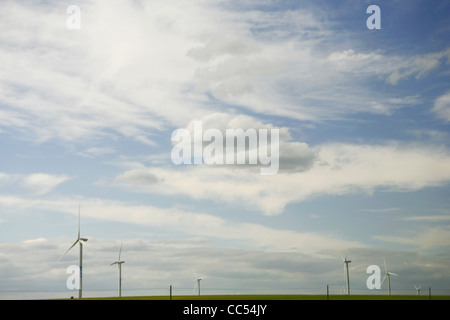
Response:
[22, 173, 71, 195]
[361, 208, 402, 213]
[0, 195, 364, 253]
[0, 172, 71, 195]
[79, 147, 116, 158]
[433, 91, 450, 122]
[400, 215, 450, 222]
[1, 0, 447, 149]
[374, 227, 450, 250]
[114, 143, 450, 216]
[1, 0, 450, 298]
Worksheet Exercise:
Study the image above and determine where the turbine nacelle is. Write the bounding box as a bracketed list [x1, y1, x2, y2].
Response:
[341, 256, 351, 264]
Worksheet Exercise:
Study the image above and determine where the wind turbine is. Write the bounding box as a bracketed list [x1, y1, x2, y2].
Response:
[63, 204, 88, 299]
[110, 243, 125, 298]
[193, 270, 206, 296]
[414, 284, 422, 296]
[381, 258, 398, 296]
[342, 256, 351, 295]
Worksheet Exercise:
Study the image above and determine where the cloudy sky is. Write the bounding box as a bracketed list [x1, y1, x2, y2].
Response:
[1, 0, 450, 299]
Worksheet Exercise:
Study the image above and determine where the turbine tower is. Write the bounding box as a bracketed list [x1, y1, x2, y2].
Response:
[342, 256, 351, 295]
[193, 270, 206, 296]
[196, 278, 202, 296]
[111, 243, 125, 298]
[64, 204, 88, 299]
[381, 258, 398, 296]
[414, 285, 422, 296]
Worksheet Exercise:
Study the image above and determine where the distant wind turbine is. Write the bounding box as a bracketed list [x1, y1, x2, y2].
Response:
[63, 204, 88, 299]
[193, 270, 207, 296]
[342, 256, 351, 295]
[381, 258, 398, 296]
[414, 284, 422, 296]
[111, 243, 125, 298]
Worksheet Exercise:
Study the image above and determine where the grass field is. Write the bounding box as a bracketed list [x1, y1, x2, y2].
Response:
[79, 294, 450, 300]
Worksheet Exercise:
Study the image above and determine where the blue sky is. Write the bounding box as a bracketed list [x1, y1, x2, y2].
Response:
[0, 0, 449, 298]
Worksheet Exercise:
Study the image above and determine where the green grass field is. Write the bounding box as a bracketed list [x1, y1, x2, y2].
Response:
[80, 294, 450, 300]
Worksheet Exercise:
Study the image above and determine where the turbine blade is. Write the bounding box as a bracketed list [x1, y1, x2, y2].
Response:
[380, 273, 387, 287]
[78, 204, 81, 240]
[79, 239, 88, 246]
[63, 239, 79, 256]
[383, 257, 388, 273]
[389, 272, 398, 276]
[118, 242, 123, 261]
[193, 281, 198, 294]
[110, 262, 118, 266]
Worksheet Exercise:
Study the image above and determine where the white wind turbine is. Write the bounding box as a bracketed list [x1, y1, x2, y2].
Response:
[63, 204, 88, 299]
[110, 243, 125, 298]
[193, 270, 207, 296]
[414, 284, 422, 296]
[381, 258, 398, 296]
[342, 256, 351, 295]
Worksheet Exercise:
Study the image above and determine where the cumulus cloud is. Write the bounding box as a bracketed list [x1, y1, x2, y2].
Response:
[169, 113, 316, 173]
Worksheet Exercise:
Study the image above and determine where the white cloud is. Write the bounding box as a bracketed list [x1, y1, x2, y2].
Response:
[169, 113, 316, 172]
[1, 0, 447, 148]
[22, 173, 71, 195]
[0, 195, 363, 253]
[79, 147, 116, 158]
[400, 215, 450, 222]
[374, 227, 450, 251]
[407, 129, 449, 142]
[115, 143, 450, 216]
[0, 236, 448, 299]
[0, 172, 70, 195]
[327, 48, 450, 86]
[433, 92, 450, 122]
[361, 208, 401, 213]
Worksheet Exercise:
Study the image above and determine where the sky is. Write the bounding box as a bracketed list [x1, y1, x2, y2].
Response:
[0, 0, 450, 299]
